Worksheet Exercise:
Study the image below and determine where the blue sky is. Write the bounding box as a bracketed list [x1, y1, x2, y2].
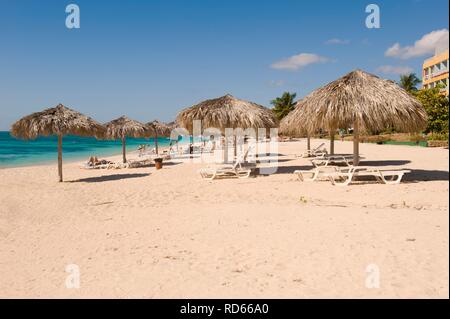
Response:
[0, 0, 448, 130]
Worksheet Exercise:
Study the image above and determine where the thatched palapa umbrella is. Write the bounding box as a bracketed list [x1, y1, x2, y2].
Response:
[280, 70, 427, 165]
[176, 94, 278, 161]
[146, 120, 172, 155]
[105, 116, 154, 163]
[11, 104, 105, 182]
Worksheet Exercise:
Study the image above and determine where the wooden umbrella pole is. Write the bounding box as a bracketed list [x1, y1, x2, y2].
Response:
[223, 135, 229, 163]
[330, 129, 335, 155]
[57, 134, 63, 182]
[234, 135, 237, 157]
[154, 133, 159, 155]
[353, 119, 360, 166]
[122, 136, 127, 163]
[307, 135, 311, 151]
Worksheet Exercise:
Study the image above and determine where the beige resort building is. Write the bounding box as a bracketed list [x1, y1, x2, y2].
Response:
[422, 48, 449, 96]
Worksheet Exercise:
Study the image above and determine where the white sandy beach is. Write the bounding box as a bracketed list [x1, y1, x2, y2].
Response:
[0, 139, 448, 298]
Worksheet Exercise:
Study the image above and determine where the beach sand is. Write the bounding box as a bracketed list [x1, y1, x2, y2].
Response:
[0, 139, 448, 298]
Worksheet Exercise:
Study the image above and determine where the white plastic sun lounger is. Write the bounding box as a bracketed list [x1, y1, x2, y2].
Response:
[327, 167, 411, 186]
[310, 155, 359, 167]
[127, 158, 152, 168]
[105, 162, 130, 169]
[127, 153, 171, 168]
[82, 161, 130, 170]
[80, 158, 117, 170]
[199, 145, 254, 180]
[299, 143, 328, 158]
[294, 165, 344, 182]
[199, 163, 251, 180]
[81, 162, 111, 170]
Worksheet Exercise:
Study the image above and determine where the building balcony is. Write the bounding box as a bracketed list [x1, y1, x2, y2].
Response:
[433, 68, 449, 77]
[423, 69, 449, 82]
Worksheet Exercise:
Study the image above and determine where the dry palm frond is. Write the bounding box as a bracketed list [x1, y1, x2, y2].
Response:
[176, 94, 278, 133]
[11, 104, 105, 140]
[280, 70, 427, 136]
[11, 103, 106, 182]
[104, 116, 153, 139]
[146, 120, 172, 137]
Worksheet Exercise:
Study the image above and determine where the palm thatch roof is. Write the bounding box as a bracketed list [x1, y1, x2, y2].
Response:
[146, 120, 172, 137]
[280, 70, 427, 136]
[11, 104, 105, 140]
[104, 116, 153, 139]
[11, 103, 105, 182]
[166, 121, 176, 131]
[176, 94, 278, 133]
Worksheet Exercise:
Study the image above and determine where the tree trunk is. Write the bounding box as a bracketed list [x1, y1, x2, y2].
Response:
[330, 129, 335, 155]
[58, 134, 63, 182]
[154, 133, 159, 155]
[122, 136, 127, 163]
[353, 119, 360, 166]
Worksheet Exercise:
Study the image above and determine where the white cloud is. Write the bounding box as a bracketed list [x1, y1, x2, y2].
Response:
[271, 53, 329, 71]
[376, 65, 414, 75]
[325, 38, 350, 45]
[385, 29, 449, 59]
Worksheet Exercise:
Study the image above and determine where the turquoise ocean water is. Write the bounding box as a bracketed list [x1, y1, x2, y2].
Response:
[0, 131, 172, 168]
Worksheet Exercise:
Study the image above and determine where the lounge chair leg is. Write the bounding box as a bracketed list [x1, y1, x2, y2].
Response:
[202, 171, 216, 180]
[238, 171, 251, 178]
[296, 171, 317, 182]
[310, 170, 320, 182]
[330, 173, 353, 186]
[381, 173, 403, 185]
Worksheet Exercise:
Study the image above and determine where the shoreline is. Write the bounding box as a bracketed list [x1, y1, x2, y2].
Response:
[0, 147, 171, 170]
[0, 141, 174, 170]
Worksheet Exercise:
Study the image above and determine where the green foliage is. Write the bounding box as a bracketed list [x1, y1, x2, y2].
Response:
[399, 73, 421, 93]
[271, 92, 297, 120]
[428, 132, 449, 141]
[414, 86, 449, 134]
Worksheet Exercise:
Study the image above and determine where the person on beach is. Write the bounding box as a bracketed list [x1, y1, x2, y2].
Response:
[87, 156, 112, 167]
[88, 156, 99, 166]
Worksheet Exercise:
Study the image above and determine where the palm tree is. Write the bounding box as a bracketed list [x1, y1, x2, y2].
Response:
[271, 92, 297, 120]
[399, 73, 421, 93]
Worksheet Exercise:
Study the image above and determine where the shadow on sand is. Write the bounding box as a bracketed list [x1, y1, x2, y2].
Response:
[257, 165, 449, 183]
[69, 173, 150, 183]
[359, 160, 411, 166]
[256, 153, 288, 158]
[256, 158, 292, 164]
[161, 161, 182, 166]
[260, 165, 312, 175]
[130, 161, 182, 168]
[404, 169, 449, 183]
